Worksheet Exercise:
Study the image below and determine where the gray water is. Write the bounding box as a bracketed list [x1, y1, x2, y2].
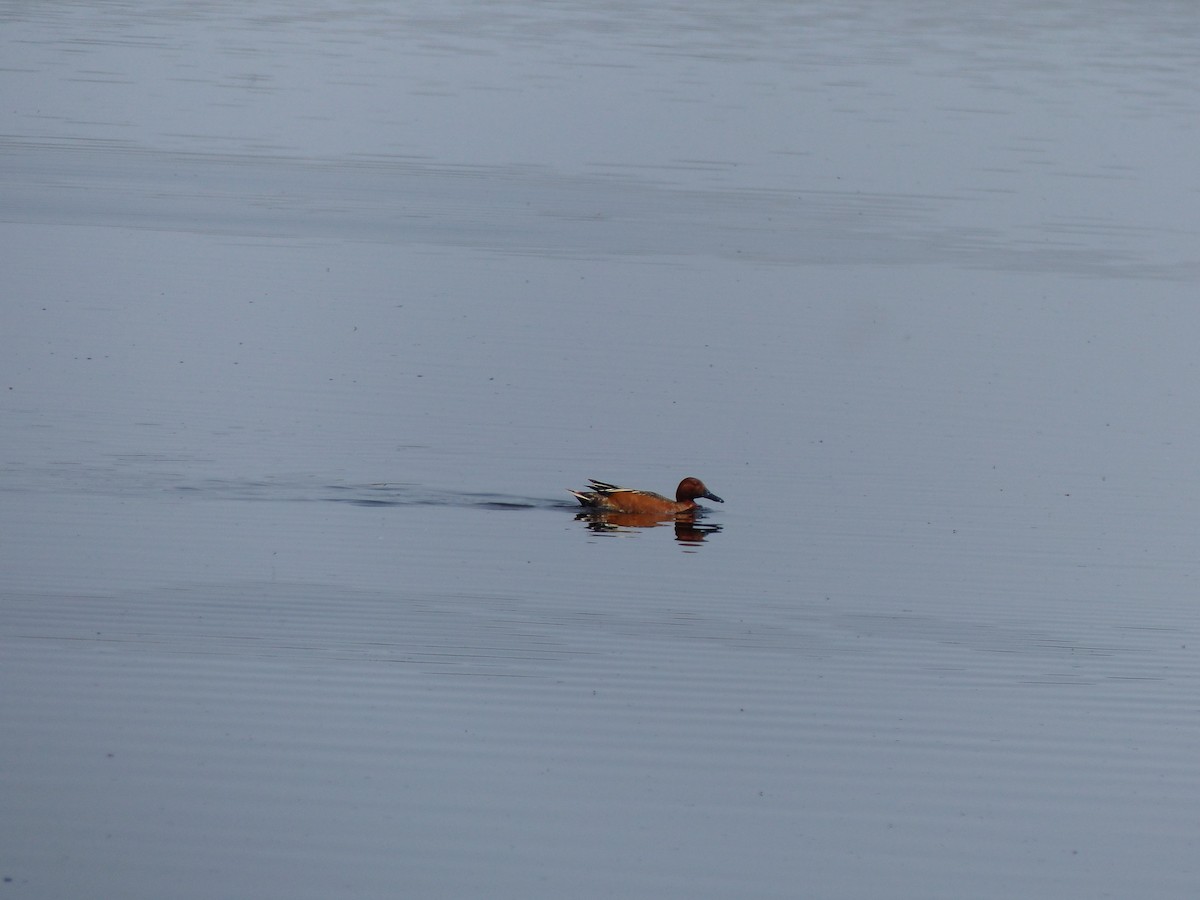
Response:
[2, 2, 1199, 898]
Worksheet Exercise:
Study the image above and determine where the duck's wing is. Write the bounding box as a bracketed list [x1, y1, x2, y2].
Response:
[586, 480, 673, 502]
[587, 479, 632, 494]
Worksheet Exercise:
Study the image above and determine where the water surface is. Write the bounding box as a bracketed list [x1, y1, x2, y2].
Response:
[2, 2, 1199, 898]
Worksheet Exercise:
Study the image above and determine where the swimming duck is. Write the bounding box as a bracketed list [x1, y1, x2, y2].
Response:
[569, 477, 723, 516]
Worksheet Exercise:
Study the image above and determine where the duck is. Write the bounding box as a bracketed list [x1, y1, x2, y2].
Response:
[569, 477, 723, 516]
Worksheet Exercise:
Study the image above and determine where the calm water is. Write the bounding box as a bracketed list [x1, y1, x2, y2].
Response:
[3, 2, 1199, 898]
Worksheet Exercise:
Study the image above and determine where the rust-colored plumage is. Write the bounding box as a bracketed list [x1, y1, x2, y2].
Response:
[569, 477, 723, 516]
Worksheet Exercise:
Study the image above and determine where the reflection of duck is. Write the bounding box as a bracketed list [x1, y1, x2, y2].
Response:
[575, 510, 722, 544]
[569, 477, 723, 515]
